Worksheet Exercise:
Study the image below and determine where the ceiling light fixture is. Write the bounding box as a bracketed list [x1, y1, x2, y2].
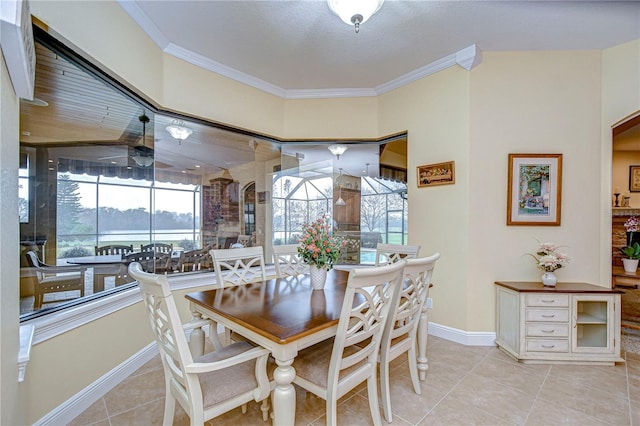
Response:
[133, 113, 154, 167]
[327, 0, 384, 33]
[335, 168, 346, 206]
[132, 153, 154, 167]
[165, 119, 193, 145]
[328, 144, 348, 159]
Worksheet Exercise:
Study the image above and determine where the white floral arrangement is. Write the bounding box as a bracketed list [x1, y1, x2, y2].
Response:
[528, 242, 570, 272]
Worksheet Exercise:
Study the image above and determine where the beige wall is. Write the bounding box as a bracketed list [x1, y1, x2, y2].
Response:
[8, 0, 639, 422]
[283, 98, 378, 139]
[378, 67, 471, 330]
[1, 53, 26, 426]
[467, 51, 604, 331]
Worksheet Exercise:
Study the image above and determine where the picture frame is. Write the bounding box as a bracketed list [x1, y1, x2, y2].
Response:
[417, 161, 455, 187]
[507, 153, 562, 226]
[629, 165, 640, 192]
[257, 191, 269, 204]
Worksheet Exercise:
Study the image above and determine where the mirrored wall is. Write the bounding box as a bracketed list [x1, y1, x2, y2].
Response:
[18, 27, 407, 320]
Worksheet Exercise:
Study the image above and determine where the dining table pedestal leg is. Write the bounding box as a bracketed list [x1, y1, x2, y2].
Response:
[272, 358, 296, 426]
[417, 303, 429, 381]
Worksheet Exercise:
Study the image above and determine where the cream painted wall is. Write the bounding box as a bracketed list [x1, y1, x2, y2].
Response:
[163, 55, 285, 137]
[283, 98, 378, 139]
[378, 67, 471, 330]
[468, 51, 603, 331]
[0, 53, 26, 426]
[23, 304, 154, 422]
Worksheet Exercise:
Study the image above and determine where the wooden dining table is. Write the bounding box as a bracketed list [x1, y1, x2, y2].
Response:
[185, 267, 434, 425]
[185, 268, 352, 426]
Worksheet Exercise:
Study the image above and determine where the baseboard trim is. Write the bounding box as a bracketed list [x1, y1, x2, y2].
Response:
[429, 322, 497, 347]
[34, 342, 158, 426]
[36, 323, 494, 424]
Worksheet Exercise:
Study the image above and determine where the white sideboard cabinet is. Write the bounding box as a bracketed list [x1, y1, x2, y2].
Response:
[495, 281, 624, 365]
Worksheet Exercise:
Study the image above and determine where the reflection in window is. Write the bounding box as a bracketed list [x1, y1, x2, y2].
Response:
[19, 27, 408, 320]
[19, 153, 29, 223]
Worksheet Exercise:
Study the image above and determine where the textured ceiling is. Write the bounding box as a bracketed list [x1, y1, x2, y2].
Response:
[120, 1, 640, 95]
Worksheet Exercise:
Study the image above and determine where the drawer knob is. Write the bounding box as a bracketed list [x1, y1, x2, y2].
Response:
[541, 314, 555, 318]
[541, 299, 555, 303]
[541, 329, 555, 333]
[542, 344, 555, 348]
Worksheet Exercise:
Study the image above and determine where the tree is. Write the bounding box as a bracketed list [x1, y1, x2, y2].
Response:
[361, 194, 387, 232]
[57, 175, 83, 236]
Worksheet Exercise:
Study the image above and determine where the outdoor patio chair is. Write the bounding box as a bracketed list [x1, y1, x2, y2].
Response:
[140, 243, 174, 254]
[94, 244, 134, 256]
[177, 248, 210, 273]
[24, 251, 86, 309]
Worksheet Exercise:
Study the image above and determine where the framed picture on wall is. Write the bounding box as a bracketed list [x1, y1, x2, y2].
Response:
[257, 191, 269, 204]
[417, 161, 455, 187]
[507, 153, 562, 226]
[629, 166, 640, 192]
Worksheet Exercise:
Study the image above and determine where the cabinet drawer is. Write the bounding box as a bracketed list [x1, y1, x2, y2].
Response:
[526, 308, 569, 322]
[525, 339, 569, 353]
[526, 323, 569, 337]
[525, 294, 569, 307]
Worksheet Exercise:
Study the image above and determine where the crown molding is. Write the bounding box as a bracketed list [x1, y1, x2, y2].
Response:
[163, 43, 288, 98]
[284, 88, 378, 99]
[118, 2, 482, 99]
[116, 0, 169, 49]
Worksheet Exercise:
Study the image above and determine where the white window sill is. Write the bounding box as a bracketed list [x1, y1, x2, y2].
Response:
[19, 324, 35, 382]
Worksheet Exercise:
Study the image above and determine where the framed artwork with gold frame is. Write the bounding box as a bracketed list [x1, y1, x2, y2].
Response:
[507, 153, 562, 226]
[417, 161, 455, 187]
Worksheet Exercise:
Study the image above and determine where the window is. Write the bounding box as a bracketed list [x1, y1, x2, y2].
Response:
[19, 26, 407, 321]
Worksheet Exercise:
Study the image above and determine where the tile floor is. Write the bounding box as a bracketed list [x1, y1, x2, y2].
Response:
[69, 336, 639, 426]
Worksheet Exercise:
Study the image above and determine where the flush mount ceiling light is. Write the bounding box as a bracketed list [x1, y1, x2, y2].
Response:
[165, 120, 193, 145]
[328, 144, 348, 159]
[327, 0, 384, 33]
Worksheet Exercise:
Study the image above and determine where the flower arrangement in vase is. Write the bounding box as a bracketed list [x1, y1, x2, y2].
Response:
[620, 216, 640, 272]
[527, 241, 570, 287]
[298, 215, 345, 289]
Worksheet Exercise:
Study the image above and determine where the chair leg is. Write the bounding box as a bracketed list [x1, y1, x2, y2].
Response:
[241, 403, 247, 414]
[380, 357, 393, 423]
[407, 345, 422, 395]
[366, 375, 383, 426]
[162, 390, 176, 426]
[326, 397, 339, 426]
[260, 398, 270, 421]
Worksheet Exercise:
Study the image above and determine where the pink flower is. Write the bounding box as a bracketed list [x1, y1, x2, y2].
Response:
[625, 216, 639, 233]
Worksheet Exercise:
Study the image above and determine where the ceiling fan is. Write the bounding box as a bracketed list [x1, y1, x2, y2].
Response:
[98, 113, 157, 167]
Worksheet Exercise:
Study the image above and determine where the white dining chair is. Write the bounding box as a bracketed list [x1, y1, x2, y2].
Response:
[128, 262, 272, 425]
[210, 246, 267, 287]
[379, 252, 440, 422]
[291, 260, 406, 426]
[375, 243, 421, 265]
[272, 244, 309, 278]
